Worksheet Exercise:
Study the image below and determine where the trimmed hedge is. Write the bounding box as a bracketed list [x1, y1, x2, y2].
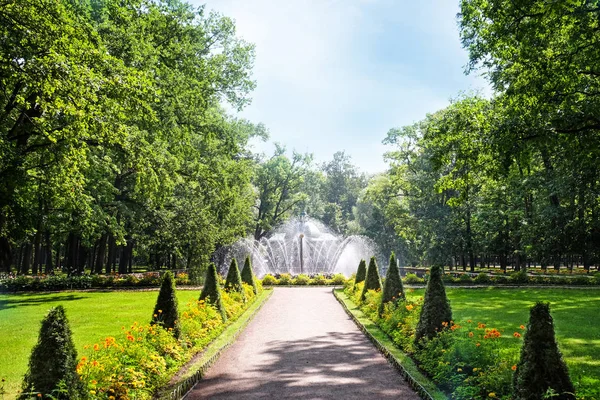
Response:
[379, 252, 405, 316]
[414, 266, 452, 346]
[224, 258, 246, 302]
[240, 256, 258, 295]
[20, 306, 85, 399]
[199, 263, 227, 321]
[151, 271, 181, 338]
[355, 259, 367, 285]
[361, 257, 382, 301]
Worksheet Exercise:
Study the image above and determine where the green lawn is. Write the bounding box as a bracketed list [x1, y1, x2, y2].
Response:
[0, 290, 199, 399]
[407, 287, 600, 395]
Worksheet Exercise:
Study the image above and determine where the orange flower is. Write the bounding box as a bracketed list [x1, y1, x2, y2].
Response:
[442, 321, 449, 328]
[467, 319, 472, 323]
[478, 322, 486, 329]
[405, 304, 414, 311]
[93, 343, 100, 351]
[469, 332, 474, 338]
[520, 324, 525, 330]
[512, 365, 517, 371]
[513, 332, 522, 338]
[476, 342, 481, 347]
[127, 334, 135, 342]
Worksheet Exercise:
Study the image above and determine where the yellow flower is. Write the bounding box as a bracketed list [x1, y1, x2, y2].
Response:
[158, 310, 163, 313]
[457, 368, 463, 372]
[489, 393, 496, 398]
[90, 390, 96, 395]
[473, 368, 478, 372]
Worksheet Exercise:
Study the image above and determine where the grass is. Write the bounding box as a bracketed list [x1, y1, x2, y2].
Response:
[0, 289, 200, 399]
[406, 287, 600, 396]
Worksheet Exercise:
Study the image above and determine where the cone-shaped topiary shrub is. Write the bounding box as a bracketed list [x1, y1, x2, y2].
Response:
[241, 255, 258, 295]
[199, 263, 227, 321]
[20, 306, 85, 399]
[224, 258, 246, 302]
[414, 265, 452, 346]
[379, 252, 405, 315]
[513, 302, 575, 400]
[151, 271, 181, 338]
[355, 259, 367, 287]
[360, 257, 382, 301]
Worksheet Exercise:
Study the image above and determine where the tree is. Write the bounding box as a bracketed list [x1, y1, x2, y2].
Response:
[379, 252, 404, 315]
[252, 145, 312, 240]
[224, 258, 246, 302]
[199, 263, 227, 321]
[414, 266, 452, 345]
[360, 257, 382, 301]
[241, 255, 258, 295]
[151, 271, 181, 338]
[355, 259, 367, 286]
[20, 306, 84, 399]
[513, 302, 575, 400]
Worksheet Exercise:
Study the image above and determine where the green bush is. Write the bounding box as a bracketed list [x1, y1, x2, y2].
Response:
[261, 274, 278, 285]
[510, 270, 529, 284]
[361, 257, 382, 301]
[293, 274, 310, 285]
[355, 259, 367, 286]
[379, 252, 405, 316]
[278, 273, 292, 285]
[199, 263, 227, 321]
[474, 272, 491, 284]
[151, 271, 181, 338]
[414, 265, 452, 346]
[224, 258, 246, 302]
[513, 302, 575, 400]
[310, 274, 327, 285]
[240, 256, 258, 294]
[20, 306, 85, 399]
[331, 273, 347, 285]
[404, 273, 424, 284]
[458, 273, 474, 284]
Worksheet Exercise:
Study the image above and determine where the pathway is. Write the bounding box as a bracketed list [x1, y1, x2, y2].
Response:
[187, 287, 420, 399]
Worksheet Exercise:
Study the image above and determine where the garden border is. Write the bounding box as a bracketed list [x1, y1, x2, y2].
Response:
[332, 289, 447, 400]
[156, 288, 274, 400]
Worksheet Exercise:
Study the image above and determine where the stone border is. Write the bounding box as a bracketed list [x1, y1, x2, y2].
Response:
[333, 289, 447, 400]
[156, 289, 274, 400]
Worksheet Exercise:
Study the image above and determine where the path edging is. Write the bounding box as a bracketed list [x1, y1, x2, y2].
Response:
[156, 289, 274, 400]
[333, 289, 447, 400]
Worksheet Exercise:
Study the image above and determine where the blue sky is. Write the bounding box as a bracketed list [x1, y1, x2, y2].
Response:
[197, 0, 491, 173]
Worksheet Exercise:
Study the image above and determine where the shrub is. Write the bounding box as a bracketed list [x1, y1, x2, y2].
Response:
[278, 273, 292, 285]
[355, 259, 367, 286]
[474, 272, 491, 284]
[293, 274, 310, 285]
[510, 270, 529, 284]
[261, 274, 278, 286]
[331, 273, 347, 285]
[199, 263, 227, 321]
[20, 306, 85, 399]
[361, 257, 382, 301]
[414, 265, 452, 346]
[458, 273, 473, 284]
[310, 274, 327, 285]
[379, 252, 405, 316]
[513, 302, 575, 400]
[151, 271, 181, 338]
[404, 273, 424, 284]
[224, 258, 246, 302]
[240, 255, 258, 294]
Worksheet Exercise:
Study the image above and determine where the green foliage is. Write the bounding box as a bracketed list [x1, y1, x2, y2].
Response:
[240, 256, 258, 295]
[224, 258, 246, 302]
[404, 273, 424, 285]
[360, 257, 382, 301]
[151, 272, 181, 338]
[414, 266, 452, 345]
[513, 302, 575, 400]
[20, 306, 84, 399]
[199, 264, 227, 321]
[379, 252, 405, 315]
[355, 259, 367, 286]
[293, 274, 310, 285]
[260, 274, 278, 286]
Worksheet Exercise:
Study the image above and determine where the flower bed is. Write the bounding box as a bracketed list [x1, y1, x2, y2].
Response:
[344, 281, 524, 399]
[76, 283, 262, 399]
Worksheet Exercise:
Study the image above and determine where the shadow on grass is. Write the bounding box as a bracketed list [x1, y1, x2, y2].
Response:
[189, 331, 419, 400]
[0, 293, 90, 311]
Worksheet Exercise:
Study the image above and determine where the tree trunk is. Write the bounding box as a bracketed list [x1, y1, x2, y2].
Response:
[106, 234, 115, 274]
[21, 242, 32, 275]
[44, 231, 53, 274]
[94, 234, 107, 274]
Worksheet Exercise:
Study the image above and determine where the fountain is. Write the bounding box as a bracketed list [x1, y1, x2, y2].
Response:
[217, 214, 380, 277]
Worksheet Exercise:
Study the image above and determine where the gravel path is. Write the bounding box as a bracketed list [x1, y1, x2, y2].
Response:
[187, 287, 420, 399]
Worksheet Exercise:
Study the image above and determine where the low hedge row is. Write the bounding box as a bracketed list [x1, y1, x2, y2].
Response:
[0, 272, 192, 292]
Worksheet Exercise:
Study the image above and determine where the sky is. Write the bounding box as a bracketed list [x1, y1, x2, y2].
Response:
[194, 0, 491, 174]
